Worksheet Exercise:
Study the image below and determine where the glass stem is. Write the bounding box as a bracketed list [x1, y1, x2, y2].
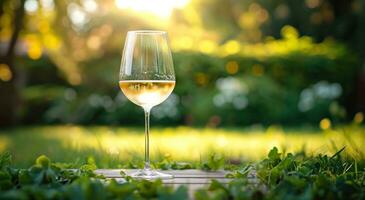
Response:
[144, 108, 151, 170]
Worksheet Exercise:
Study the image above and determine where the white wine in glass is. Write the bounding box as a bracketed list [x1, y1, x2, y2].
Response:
[119, 30, 175, 179]
[119, 80, 175, 109]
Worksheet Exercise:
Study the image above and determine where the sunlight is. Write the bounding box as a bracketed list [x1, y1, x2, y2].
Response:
[3, 126, 364, 164]
[115, 0, 190, 18]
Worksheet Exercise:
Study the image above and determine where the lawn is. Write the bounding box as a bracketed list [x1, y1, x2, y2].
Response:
[0, 125, 364, 168]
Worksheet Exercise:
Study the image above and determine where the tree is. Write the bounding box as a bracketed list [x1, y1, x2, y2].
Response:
[0, 0, 25, 126]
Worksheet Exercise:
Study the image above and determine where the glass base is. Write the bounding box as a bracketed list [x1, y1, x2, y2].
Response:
[131, 169, 174, 179]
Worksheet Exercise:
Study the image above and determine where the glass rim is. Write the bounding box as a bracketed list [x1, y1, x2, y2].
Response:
[127, 30, 167, 35]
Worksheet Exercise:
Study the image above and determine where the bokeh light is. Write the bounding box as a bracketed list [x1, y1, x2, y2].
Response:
[354, 112, 364, 124]
[320, 118, 331, 130]
[25, 0, 39, 13]
[0, 64, 12, 82]
[225, 61, 239, 75]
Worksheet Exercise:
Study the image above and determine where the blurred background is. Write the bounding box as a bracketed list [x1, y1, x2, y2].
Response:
[1, 0, 365, 127]
[0, 0, 364, 167]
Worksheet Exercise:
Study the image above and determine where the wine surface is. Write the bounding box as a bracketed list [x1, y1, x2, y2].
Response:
[119, 80, 175, 109]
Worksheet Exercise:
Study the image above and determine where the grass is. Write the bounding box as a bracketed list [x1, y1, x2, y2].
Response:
[0, 125, 364, 168]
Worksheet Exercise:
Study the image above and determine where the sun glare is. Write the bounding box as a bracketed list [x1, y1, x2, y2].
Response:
[115, 0, 190, 18]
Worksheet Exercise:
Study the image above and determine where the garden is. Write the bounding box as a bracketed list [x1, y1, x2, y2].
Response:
[0, 0, 365, 199]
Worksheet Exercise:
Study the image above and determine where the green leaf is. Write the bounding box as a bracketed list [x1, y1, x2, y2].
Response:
[201, 154, 225, 171]
[330, 146, 346, 159]
[268, 147, 281, 161]
[0, 152, 12, 169]
[158, 185, 188, 200]
[36, 155, 51, 168]
[18, 170, 33, 185]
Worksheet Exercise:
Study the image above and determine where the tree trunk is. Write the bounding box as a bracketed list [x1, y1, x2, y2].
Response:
[0, 0, 25, 127]
[356, 0, 365, 113]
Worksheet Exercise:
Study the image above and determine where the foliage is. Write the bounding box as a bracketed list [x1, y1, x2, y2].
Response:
[196, 147, 365, 200]
[0, 152, 188, 200]
[21, 39, 358, 126]
[200, 154, 226, 171]
[1, 147, 365, 200]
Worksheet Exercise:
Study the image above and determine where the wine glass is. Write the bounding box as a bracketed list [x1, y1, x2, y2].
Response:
[119, 30, 175, 179]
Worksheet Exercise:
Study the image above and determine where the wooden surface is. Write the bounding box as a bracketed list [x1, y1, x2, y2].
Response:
[95, 169, 233, 198]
